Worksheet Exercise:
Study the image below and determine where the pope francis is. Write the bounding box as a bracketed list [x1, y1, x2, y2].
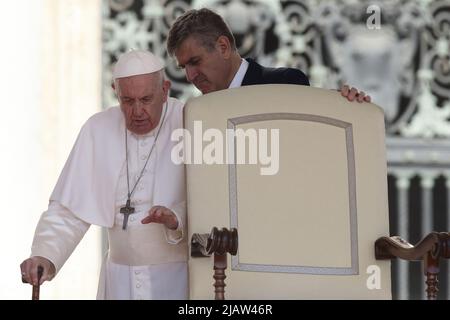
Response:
[20, 50, 188, 299]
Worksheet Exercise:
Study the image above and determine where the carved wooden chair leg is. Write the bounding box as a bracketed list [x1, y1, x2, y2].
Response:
[213, 253, 227, 300]
[191, 227, 238, 300]
[375, 232, 450, 300]
[425, 232, 450, 300]
[424, 249, 439, 300]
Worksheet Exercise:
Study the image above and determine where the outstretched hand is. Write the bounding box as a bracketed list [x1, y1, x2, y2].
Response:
[20, 256, 55, 286]
[141, 205, 179, 230]
[339, 85, 371, 103]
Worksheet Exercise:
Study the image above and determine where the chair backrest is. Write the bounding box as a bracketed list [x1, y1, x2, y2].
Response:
[184, 84, 391, 299]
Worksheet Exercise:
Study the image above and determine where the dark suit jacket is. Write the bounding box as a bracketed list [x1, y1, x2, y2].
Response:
[241, 58, 310, 87]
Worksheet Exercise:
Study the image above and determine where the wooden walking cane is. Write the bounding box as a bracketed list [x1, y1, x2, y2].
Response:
[22, 266, 43, 300]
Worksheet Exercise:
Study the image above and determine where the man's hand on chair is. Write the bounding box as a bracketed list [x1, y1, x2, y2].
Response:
[339, 85, 371, 103]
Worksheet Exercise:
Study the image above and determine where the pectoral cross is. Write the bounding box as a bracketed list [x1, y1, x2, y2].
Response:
[120, 199, 135, 230]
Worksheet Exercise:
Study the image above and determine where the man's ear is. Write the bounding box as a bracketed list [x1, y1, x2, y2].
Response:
[162, 80, 171, 102]
[216, 35, 232, 59]
[112, 81, 120, 100]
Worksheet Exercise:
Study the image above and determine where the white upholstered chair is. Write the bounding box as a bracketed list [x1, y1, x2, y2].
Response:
[184, 84, 449, 300]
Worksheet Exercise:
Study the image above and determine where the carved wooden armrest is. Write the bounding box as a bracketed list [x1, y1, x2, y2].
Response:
[191, 227, 238, 300]
[191, 233, 211, 257]
[375, 232, 450, 300]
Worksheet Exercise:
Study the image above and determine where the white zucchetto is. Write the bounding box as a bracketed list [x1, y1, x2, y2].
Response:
[113, 50, 164, 80]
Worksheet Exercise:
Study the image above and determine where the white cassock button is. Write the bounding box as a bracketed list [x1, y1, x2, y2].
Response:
[141, 155, 146, 161]
[134, 270, 140, 275]
[136, 284, 141, 288]
[141, 141, 147, 147]
[130, 216, 135, 222]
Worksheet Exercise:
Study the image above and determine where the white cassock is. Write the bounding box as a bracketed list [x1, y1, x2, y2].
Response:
[30, 97, 188, 299]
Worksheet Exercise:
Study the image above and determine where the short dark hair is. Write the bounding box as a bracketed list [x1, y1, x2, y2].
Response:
[167, 8, 236, 56]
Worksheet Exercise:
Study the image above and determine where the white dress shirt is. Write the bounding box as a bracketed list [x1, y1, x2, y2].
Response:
[228, 58, 249, 89]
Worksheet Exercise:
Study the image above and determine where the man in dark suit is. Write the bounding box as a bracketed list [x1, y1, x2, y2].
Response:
[167, 8, 369, 102]
[242, 58, 310, 87]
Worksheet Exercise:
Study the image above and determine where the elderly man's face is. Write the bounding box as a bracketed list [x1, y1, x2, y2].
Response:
[114, 73, 170, 135]
[175, 36, 231, 94]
